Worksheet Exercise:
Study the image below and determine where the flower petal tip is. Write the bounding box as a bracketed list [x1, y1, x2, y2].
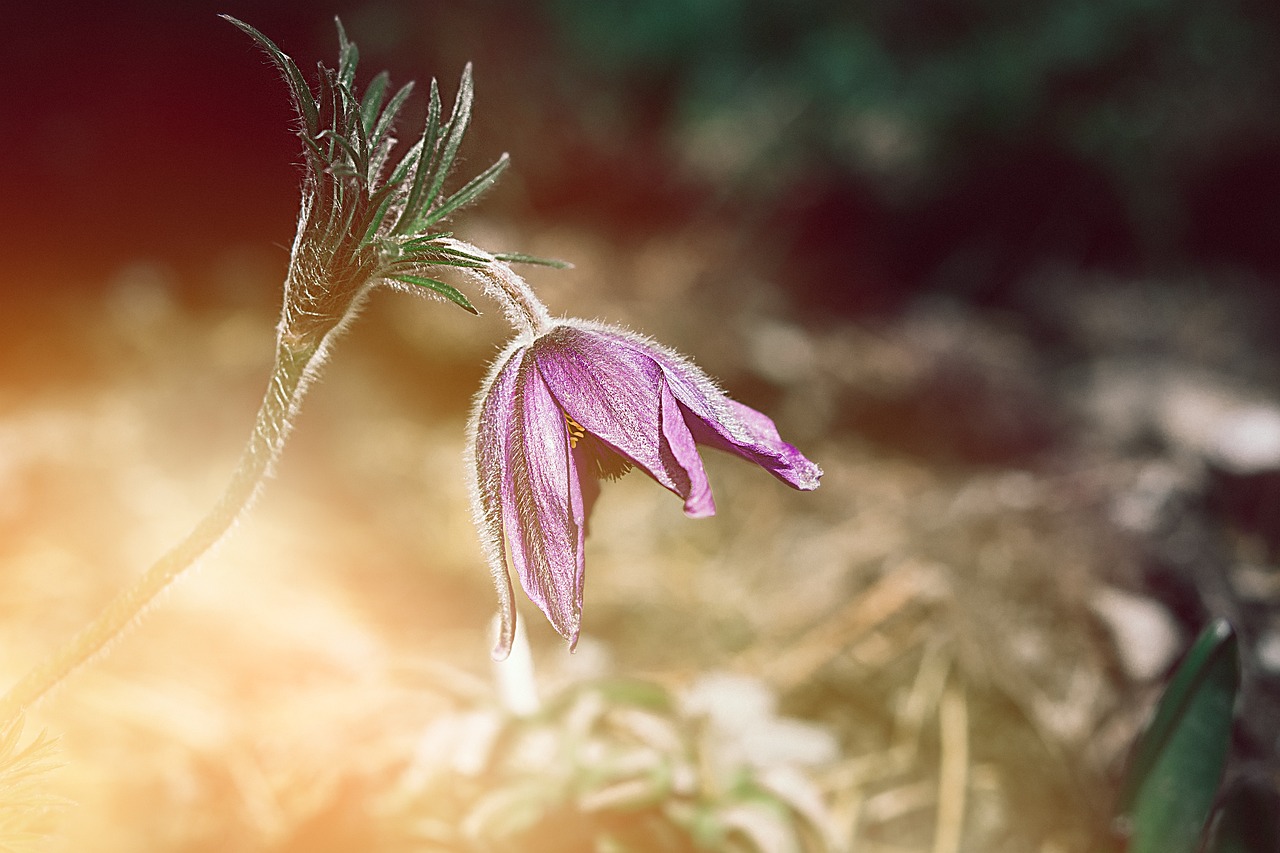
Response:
[799, 463, 823, 491]
[781, 458, 823, 491]
[683, 502, 717, 519]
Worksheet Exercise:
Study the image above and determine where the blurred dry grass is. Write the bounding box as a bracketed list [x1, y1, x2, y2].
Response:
[0, 219, 1140, 851]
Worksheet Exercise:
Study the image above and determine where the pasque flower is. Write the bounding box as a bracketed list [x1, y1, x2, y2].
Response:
[468, 317, 822, 657]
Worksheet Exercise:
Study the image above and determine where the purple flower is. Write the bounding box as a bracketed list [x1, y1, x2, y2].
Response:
[468, 319, 822, 657]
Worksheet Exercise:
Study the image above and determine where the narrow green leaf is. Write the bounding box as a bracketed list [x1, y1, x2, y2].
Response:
[391, 255, 485, 270]
[222, 15, 319, 136]
[314, 68, 340, 160]
[318, 176, 347, 241]
[430, 244, 491, 264]
[491, 253, 573, 270]
[359, 192, 398, 246]
[399, 231, 454, 249]
[369, 81, 416, 154]
[386, 274, 478, 313]
[422, 64, 474, 215]
[385, 138, 423, 188]
[364, 145, 419, 235]
[1115, 618, 1240, 853]
[316, 129, 361, 167]
[360, 70, 390, 136]
[392, 80, 444, 234]
[329, 162, 360, 181]
[300, 132, 326, 161]
[423, 78, 444, 161]
[421, 153, 509, 227]
[337, 81, 372, 172]
[334, 18, 358, 91]
[388, 245, 487, 267]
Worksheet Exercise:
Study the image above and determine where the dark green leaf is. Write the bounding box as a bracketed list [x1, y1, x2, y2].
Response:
[399, 232, 454, 250]
[316, 129, 361, 168]
[423, 78, 444, 164]
[1115, 618, 1240, 853]
[493, 252, 574, 270]
[422, 64, 474, 215]
[222, 15, 319, 136]
[393, 80, 444, 234]
[389, 253, 485, 270]
[315, 69, 340, 160]
[358, 149, 420, 246]
[423, 153, 510, 226]
[359, 192, 399, 246]
[430, 244, 491, 264]
[385, 139, 423, 187]
[369, 81, 416, 154]
[334, 18, 358, 91]
[300, 132, 326, 161]
[386, 274, 478, 313]
[360, 71, 390, 137]
[328, 162, 360, 181]
[338, 81, 372, 171]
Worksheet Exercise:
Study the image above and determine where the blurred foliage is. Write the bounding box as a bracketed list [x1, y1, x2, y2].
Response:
[549, 0, 1280, 269]
[383, 673, 837, 852]
[0, 717, 63, 852]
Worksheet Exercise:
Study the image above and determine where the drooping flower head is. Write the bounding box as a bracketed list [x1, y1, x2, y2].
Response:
[468, 318, 822, 658]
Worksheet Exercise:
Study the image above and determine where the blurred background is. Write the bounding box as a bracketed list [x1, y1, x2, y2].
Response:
[3, 0, 1280, 850]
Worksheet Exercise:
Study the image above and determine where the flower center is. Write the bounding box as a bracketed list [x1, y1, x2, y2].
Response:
[563, 412, 633, 480]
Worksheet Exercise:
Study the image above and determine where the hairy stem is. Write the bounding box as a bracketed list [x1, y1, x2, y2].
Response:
[444, 238, 553, 337]
[0, 330, 325, 723]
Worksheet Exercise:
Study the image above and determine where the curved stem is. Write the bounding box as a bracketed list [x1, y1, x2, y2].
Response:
[443, 238, 553, 337]
[0, 334, 322, 723]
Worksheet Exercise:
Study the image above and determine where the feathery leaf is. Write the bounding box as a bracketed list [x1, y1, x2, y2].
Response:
[360, 70, 390, 137]
[386, 274, 479, 313]
[420, 64, 474, 220]
[493, 252, 574, 270]
[425, 153, 510, 226]
[221, 16, 319, 135]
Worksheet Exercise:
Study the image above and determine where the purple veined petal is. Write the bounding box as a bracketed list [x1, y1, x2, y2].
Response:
[532, 326, 715, 517]
[632, 342, 821, 490]
[565, 320, 822, 491]
[469, 343, 523, 659]
[510, 353, 586, 645]
[687, 397, 823, 491]
[660, 378, 715, 517]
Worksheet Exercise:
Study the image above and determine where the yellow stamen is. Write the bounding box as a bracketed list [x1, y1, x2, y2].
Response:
[565, 414, 586, 449]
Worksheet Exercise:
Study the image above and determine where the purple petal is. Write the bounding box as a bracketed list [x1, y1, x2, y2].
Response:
[646, 351, 821, 490]
[571, 322, 822, 490]
[660, 379, 715, 517]
[688, 398, 823, 491]
[510, 353, 586, 645]
[470, 344, 522, 659]
[533, 326, 715, 517]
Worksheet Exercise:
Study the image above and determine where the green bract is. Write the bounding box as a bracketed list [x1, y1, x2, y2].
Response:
[222, 15, 516, 317]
